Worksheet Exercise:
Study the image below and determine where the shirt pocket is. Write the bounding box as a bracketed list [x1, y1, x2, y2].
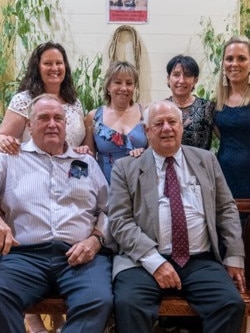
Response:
[64, 177, 89, 200]
[182, 176, 204, 215]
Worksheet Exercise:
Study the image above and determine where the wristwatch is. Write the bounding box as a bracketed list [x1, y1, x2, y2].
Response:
[91, 234, 105, 247]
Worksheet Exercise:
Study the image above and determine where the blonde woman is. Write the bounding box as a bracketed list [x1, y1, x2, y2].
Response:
[214, 36, 250, 199]
[83, 61, 147, 184]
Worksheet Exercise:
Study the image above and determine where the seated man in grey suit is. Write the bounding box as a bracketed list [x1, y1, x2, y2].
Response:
[109, 99, 245, 333]
[0, 94, 115, 333]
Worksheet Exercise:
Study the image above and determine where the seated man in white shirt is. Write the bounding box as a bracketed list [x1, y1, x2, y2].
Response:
[109, 99, 245, 333]
[0, 93, 115, 333]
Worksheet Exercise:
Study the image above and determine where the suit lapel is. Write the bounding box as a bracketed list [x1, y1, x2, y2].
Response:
[139, 148, 159, 229]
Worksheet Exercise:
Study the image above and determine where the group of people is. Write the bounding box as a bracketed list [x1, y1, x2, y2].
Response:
[0, 34, 249, 333]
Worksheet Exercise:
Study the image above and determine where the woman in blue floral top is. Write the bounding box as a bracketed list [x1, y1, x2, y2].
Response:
[83, 61, 148, 183]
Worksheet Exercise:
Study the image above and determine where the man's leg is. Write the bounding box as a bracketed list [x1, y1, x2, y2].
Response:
[178, 255, 245, 333]
[0, 244, 51, 333]
[57, 253, 113, 333]
[113, 267, 162, 333]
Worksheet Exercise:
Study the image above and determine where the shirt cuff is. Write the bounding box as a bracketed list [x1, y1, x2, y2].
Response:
[95, 213, 117, 252]
[223, 256, 244, 268]
[140, 248, 167, 275]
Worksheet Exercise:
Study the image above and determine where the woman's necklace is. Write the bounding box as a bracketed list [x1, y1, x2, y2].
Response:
[227, 86, 249, 107]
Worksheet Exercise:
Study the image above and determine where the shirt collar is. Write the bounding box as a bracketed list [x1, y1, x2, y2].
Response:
[21, 139, 81, 159]
[152, 147, 183, 171]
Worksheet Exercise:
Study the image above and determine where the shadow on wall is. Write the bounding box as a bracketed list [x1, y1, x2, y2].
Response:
[104, 25, 152, 106]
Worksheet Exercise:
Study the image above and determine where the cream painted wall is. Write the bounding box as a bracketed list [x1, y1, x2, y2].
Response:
[53, 0, 239, 105]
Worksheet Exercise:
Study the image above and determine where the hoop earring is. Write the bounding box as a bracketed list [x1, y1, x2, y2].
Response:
[223, 69, 228, 87]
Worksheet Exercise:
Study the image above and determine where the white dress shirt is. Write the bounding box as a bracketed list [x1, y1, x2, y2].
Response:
[140, 148, 243, 274]
[0, 139, 114, 249]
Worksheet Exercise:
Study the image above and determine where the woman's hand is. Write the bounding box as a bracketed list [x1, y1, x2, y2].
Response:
[0, 135, 20, 155]
[129, 147, 145, 158]
[73, 145, 93, 156]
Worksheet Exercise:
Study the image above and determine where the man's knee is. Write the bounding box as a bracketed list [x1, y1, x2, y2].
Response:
[114, 288, 148, 312]
[231, 293, 245, 315]
[217, 289, 245, 317]
[98, 289, 113, 311]
[0, 285, 21, 307]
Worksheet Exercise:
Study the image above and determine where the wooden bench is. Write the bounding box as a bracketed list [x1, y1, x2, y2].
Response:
[25, 199, 250, 333]
[25, 292, 250, 333]
[159, 292, 250, 333]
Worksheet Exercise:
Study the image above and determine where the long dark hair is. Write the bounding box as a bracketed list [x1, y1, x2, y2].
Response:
[18, 41, 77, 104]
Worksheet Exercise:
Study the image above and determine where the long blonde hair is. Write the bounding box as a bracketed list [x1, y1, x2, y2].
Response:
[216, 35, 250, 110]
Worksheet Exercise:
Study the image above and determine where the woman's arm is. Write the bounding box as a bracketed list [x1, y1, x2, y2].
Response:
[82, 110, 97, 157]
[0, 109, 27, 154]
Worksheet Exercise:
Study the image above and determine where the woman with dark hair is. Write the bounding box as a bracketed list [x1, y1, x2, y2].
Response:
[166, 54, 215, 150]
[0, 41, 86, 333]
[83, 60, 147, 184]
[0, 41, 85, 154]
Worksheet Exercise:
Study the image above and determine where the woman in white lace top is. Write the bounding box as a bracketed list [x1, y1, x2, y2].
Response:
[0, 41, 86, 154]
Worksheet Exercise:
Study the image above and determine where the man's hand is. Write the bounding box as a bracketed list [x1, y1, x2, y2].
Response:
[66, 236, 101, 266]
[153, 261, 182, 290]
[0, 218, 19, 254]
[226, 266, 246, 293]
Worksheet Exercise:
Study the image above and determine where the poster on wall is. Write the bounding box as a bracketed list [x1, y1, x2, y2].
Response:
[108, 0, 148, 23]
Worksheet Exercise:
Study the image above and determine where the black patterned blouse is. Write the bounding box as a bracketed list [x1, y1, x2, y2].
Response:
[167, 96, 215, 150]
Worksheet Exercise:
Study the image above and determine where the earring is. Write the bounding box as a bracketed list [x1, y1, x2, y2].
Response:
[223, 68, 228, 87]
[248, 73, 250, 85]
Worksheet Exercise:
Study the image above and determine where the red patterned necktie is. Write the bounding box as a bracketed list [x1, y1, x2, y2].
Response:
[164, 156, 189, 267]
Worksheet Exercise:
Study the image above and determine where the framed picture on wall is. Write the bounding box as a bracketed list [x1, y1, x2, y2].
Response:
[108, 0, 148, 23]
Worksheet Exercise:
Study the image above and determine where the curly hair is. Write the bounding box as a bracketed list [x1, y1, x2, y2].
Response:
[18, 41, 77, 104]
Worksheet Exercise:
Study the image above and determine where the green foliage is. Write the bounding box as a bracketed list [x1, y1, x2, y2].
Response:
[196, 2, 249, 102]
[198, 2, 250, 153]
[72, 54, 104, 114]
[195, 16, 238, 101]
[0, 0, 104, 118]
[210, 133, 220, 154]
[195, 16, 239, 153]
[240, 1, 250, 38]
[0, 0, 59, 115]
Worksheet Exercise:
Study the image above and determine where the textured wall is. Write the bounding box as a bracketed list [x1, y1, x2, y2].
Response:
[52, 0, 239, 105]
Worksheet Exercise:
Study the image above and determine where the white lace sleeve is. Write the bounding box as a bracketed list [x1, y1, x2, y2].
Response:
[8, 91, 31, 118]
[64, 99, 86, 147]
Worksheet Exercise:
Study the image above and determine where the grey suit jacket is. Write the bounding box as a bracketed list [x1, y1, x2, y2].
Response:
[109, 145, 244, 278]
